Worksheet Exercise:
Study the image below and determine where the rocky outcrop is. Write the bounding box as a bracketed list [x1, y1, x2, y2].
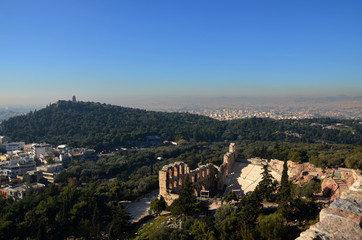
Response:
[268, 160, 328, 183]
[321, 177, 340, 201]
[296, 170, 362, 240]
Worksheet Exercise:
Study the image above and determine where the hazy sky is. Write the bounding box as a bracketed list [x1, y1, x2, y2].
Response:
[1, 0, 361, 105]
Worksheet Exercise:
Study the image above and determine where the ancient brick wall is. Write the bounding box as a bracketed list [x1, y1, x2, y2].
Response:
[159, 143, 237, 205]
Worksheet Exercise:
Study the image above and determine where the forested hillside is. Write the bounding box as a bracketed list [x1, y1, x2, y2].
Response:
[223, 117, 362, 144]
[2, 100, 361, 150]
[1, 101, 223, 150]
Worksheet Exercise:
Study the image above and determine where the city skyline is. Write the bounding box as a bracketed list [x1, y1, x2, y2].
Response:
[1, 1, 362, 105]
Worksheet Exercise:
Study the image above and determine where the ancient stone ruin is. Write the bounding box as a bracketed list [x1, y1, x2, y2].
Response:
[296, 170, 362, 240]
[265, 159, 356, 202]
[159, 143, 237, 205]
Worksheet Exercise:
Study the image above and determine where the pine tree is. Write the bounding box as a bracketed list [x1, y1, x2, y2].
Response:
[222, 191, 238, 203]
[108, 205, 132, 240]
[170, 176, 197, 216]
[255, 164, 276, 201]
[237, 191, 263, 229]
[150, 196, 166, 215]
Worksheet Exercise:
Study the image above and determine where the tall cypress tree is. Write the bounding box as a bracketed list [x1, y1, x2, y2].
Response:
[277, 158, 293, 221]
[91, 203, 101, 238]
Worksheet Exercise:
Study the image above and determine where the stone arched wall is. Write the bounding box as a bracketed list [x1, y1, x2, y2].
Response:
[159, 143, 237, 205]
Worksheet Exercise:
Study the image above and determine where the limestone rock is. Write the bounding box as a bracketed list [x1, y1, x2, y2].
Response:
[322, 177, 340, 200]
[296, 171, 362, 240]
[329, 198, 362, 215]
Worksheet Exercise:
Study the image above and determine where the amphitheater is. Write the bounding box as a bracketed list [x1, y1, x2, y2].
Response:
[223, 160, 281, 196]
[158, 144, 362, 238]
[158, 143, 282, 204]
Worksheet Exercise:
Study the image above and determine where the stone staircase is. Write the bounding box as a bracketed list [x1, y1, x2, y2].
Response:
[334, 178, 348, 195]
[296, 171, 362, 240]
[223, 177, 241, 196]
[223, 164, 260, 196]
[243, 176, 262, 193]
[222, 162, 281, 197]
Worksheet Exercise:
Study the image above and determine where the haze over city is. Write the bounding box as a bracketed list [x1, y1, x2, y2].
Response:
[1, 0, 361, 108]
[1, 2, 362, 239]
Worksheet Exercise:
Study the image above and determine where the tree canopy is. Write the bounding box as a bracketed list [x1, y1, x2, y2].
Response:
[2, 101, 361, 152]
[170, 177, 198, 216]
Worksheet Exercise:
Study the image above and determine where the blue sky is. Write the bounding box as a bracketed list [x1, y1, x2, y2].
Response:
[1, 0, 361, 105]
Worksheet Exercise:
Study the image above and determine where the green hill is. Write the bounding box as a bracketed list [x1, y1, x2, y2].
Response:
[2, 100, 361, 151]
[1, 100, 223, 150]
